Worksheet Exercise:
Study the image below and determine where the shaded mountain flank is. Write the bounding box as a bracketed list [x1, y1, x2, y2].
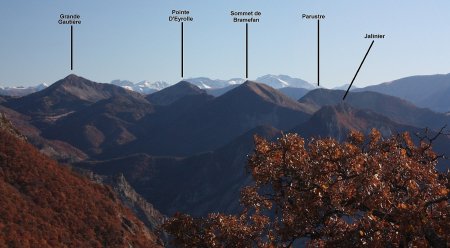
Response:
[43, 94, 155, 156]
[278, 87, 310, 101]
[359, 73, 450, 112]
[6, 78, 310, 158]
[299, 88, 450, 131]
[0, 106, 87, 163]
[146, 81, 207, 106]
[76, 125, 281, 216]
[119, 81, 312, 156]
[292, 103, 450, 171]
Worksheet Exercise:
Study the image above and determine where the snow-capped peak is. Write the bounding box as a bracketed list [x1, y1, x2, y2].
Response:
[110, 80, 170, 94]
[255, 75, 315, 89]
[184, 77, 246, 89]
[0, 83, 48, 96]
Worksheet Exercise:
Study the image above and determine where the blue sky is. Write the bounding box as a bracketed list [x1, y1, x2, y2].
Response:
[1, 0, 449, 88]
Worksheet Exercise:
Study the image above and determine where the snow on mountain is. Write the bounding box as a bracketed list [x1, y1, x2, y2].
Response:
[0, 74, 314, 97]
[136, 80, 169, 91]
[110, 80, 170, 94]
[184, 77, 246, 89]
[0, 83, 48, 96]
[110, 75, 313, 93]
[255, 75, 316, 89]
[0, 75, 316, 96]
[186, 75, 314, 90]
[35, 83, 49, 91]
[227, 78, 245, 85]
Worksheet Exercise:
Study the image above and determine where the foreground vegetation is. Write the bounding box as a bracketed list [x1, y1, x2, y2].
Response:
[165, 129, 449, 247]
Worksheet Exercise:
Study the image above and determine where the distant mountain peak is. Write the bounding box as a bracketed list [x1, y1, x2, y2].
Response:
[176, 80, 202, 88]
[110, 79, 169, 94]
[165, 81, 205, 94]
[241, 80, 259, 87]
[66, 73, 79, 78]
[359, 73, 450, 112]
[184, 77, 245, 89]
[4, 75, 144, 119]
[0, 82, 49, 97]
[112, 75, 314, 93]
[233, 80, 274, 93]
[52, 74, 96, 88]
[255, 74, 315, 89]
[60, 74, 88, 84]
[146, 80, 206, 105]
[48, 75, 137, 100]
[219, 80, 308, 111]
[240, 80, 282, 95]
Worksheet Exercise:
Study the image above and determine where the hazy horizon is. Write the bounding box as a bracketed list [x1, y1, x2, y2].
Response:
[3, 72, 450, 90]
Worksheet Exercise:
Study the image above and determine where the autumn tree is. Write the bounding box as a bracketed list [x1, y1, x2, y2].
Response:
[164, 129, 450, 247]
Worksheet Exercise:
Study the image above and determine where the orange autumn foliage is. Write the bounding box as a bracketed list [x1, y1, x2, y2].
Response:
[164, 129, 449, 247]
[0, 129, 161, 247]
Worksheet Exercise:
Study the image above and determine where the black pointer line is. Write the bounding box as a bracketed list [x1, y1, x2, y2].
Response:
[246, 23, 248, 79]
[71, 25, 73, 70]
[343, 40, 375, 100]
[317, 20, 320, 86]
[181, 22, 184, 78]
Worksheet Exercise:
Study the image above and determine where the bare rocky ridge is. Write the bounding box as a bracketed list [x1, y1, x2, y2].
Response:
[0, 112, 26, 140]
[78, 170, 168, 242]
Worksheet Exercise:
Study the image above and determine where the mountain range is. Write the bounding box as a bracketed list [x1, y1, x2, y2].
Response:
[183, 77, 245, 89]
[108, 74, 315, 94]
[359, 73, 450, 112]
[4, 73, 450, 113]
[298, 88, 450, 130]
[255, 74, 316, 89]
[111, 80, 170, 94]
[0, 83, 48, 97]
[1, 73, 449, 242]
[182, 74, 316, 90]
